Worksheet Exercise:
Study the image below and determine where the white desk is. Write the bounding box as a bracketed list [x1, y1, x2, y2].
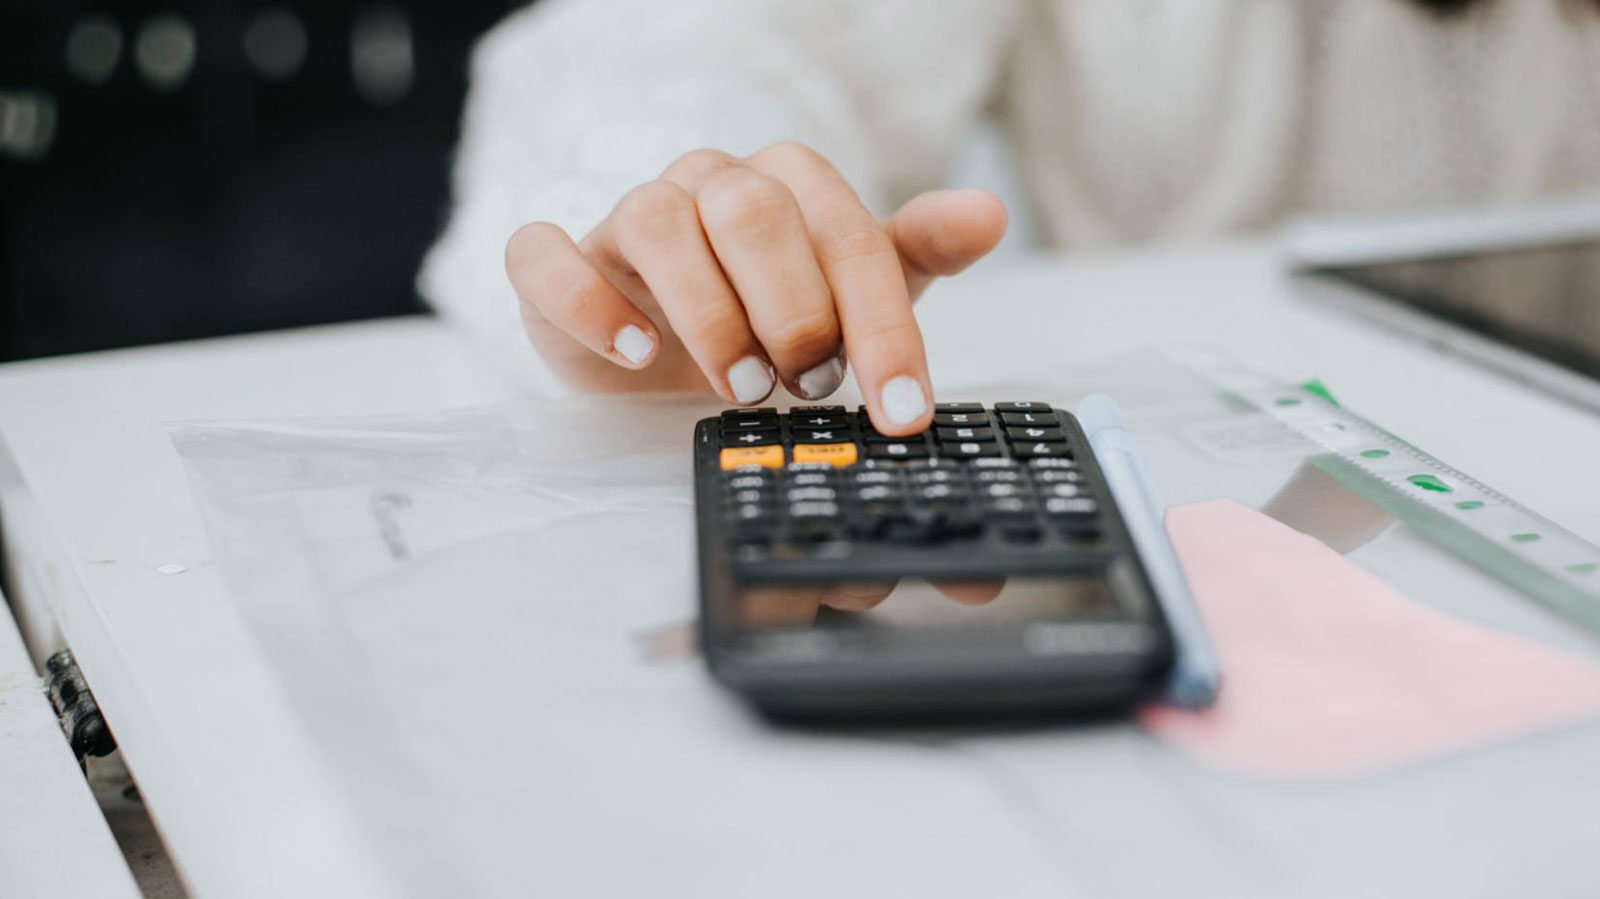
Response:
[4, 241, 1599, 897]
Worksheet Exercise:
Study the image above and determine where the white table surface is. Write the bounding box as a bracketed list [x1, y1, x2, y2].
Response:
[3, 240, 1599, 897]
[0, 584, 141, 898]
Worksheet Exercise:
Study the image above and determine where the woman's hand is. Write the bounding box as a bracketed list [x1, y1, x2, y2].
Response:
[503, 142, 1007, 436]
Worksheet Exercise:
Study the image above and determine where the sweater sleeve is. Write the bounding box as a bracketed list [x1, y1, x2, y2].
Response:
[417, 0, 1021, 392]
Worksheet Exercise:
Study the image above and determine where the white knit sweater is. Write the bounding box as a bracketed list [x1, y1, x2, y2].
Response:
[420, 0, 1600, 387]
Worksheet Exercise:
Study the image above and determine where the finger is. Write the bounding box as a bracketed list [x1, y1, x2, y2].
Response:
[740, 585, 824, 627]
[817, 580, 897, 612]
[688, 166, 844, 400]
[886, 189, 1008, 301]
[505, 222, 661, 370]
[659, 147, 740, 189]
[929, 578, 1006, 605]
[585, 180, 776, 405]
[748, 142, 932, 436]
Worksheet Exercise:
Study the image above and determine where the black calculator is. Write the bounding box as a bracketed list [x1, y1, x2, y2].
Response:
[694, 401, 1175, 719]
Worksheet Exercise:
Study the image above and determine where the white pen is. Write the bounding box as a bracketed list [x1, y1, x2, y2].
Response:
[1075, 393, 1221, 709]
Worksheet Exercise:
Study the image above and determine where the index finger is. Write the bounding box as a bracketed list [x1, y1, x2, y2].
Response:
[747, 143, 933, 436]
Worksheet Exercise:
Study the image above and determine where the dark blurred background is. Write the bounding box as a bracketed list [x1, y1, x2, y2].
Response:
[0, 1, 518, 362]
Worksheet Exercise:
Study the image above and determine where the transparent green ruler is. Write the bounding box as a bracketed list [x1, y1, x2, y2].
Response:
[1181, 352, 1600, 634]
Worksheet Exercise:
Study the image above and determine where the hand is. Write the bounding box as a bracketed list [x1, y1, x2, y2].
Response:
[504, 142, 1007, 435]
[741, 579, 1007, 627]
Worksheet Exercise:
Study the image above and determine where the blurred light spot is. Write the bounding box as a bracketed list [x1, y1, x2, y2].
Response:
[134, 14, 196, 91]
[243, 8, 308, 80]
[0, 90, 58, 161]
[65, 14, 123, 85]
[350, 5, 413, 106]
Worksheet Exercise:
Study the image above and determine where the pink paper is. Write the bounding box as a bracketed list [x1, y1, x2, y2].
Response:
[1141, 499, 1600, 781]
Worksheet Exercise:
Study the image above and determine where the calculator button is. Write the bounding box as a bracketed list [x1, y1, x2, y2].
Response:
[721, 430, 780, 446]
[912, 483, 970, 503]
[726, 488, 770, 505]
[1004, 426, 1065, 442]
[1042, 483, 1083, 498]
[789, 500, 841, 516]
[870, 428, 934, 441]
[941, 441, 1002, 459]
[854, 485, 905, 503]
[1028, 457, 1078, 470]
[908, 468, 962, 484]
[722, 407, 777, 420]
[1031, 469, 1083, 483]
[720, 418, 779, 433]
[791, 429, 849, 444]
[786, 462, 836, 474]
[720, 446, 785, 470]
[886, 507, 944, 543]
[984, 496, 1035, 515]
[1057, 519, 1103, 542]
[933, 412, 988, 426]
[969, 457, 1019, 471]
[792, 443, 859, 466]
[868, 442, 928, 459]
[791, 405, 845, 415]
[788, 471, 834, 487]
[993, 402, 1051, 413]
[864, 429, 928, 443]
[934, 402, 986, 413]
[786, 486, 839, 503]
[973, 469, 1023, 484]
[788, 519, 843, 544]
[846, 508, 893, 539]
[999, 411, 1053, 426]
[1012, 441, 1067, 459]
[1045, 497, 1100, 516]
[725, 502, 775, 523]
[724, 472, 773, 489]
[980, 482, 1025, 499]
[1000, 519, 1042, 542]
[850, 470, 902, 486]
[790, 414, 850, 428]
[936, 427, 995, 442]
[941, 508, 983, 538]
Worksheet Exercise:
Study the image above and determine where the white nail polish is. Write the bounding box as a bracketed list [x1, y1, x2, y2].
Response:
[797, 356, 845, 400]
[880, 376, 928, 425]
[727, 356, 775, 404]
[612, 325, 654, 365]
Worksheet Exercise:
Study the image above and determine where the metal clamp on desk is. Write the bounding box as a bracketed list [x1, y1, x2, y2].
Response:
[44, 649, 116, 763]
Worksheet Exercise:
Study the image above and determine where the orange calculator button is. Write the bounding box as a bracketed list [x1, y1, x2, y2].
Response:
[792, 443, 858, 467]
[719, 445, 785, 470]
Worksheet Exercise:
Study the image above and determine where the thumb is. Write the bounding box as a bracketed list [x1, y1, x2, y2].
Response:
[884, 188, 1008, 301]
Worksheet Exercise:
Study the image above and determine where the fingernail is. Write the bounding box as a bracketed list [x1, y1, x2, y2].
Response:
[880, 376, 928, 425]
[612, 324, 654, 365]
[727, 356, 775, 404]
[797, 356, 845, 400]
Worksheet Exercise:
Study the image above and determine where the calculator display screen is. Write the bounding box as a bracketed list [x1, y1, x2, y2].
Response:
[1314, 239, 1600, 380]
[734, 576, 1117, 631]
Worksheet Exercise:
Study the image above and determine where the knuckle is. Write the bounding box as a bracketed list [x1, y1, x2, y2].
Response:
[665, 147, 735, 178]
[849, 315, 920, 350]
[754, 140, 827, 172]
[613, 181, 693, 240]
[765, 308, 839, 357]
[680, 304, 745, 348]
[821, 224, 896, 267]
[543, 265, 611, 319]
[697, 170, 796, 236]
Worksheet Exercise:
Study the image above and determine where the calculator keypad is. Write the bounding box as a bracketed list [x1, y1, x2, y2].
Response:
[712, 403, 1104, 556]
